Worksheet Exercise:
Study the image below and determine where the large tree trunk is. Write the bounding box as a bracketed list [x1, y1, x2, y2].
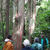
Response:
[17, 0, 24, 50]
[13, 0, 18, 49]
[5, 0, 10, 37]
[28, 0, 32, 41]
[28, 0, 36, 41]
[29, 0, 36, 34]
[13, 0, 24, 50]
[32, 0, 36, 33]
[13, 0, 18, 33]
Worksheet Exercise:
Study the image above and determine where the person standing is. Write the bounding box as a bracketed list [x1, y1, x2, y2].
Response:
[45, 35, 49, 50]
[22, 39, 34, 50]
[31, 37, 43, 50]
[41, 35, 49, 50]
[3, 35, 14, 50]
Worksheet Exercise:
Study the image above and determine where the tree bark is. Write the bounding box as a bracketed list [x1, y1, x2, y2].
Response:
[17, 0, 24, 50]
[13, 0, 24, 50]
[1, 0, 5, 40]
[28, 0, 36, 42]
[28, 0, 32, 41]
[0, 0, 1, 22]
[32, 0, 36, 33]
[5, 0, 10, 37]
[12, 0, 18, 49]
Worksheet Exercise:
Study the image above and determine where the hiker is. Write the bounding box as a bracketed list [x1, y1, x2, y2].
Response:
[45, 35, 49, 50]
[31, 37, 42, 50]
[3, 35, 14, 50]
[41, 35, 49, 50]
[22, 39, 33, 50]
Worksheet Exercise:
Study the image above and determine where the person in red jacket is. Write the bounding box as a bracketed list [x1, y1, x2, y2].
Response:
[3, 35, 14, 50]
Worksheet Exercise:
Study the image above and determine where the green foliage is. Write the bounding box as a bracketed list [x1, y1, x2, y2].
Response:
[36, 7, 50, 31]
[0, 36, 3, 41]
[34, 0, 50, 42]
[0, 46, 2, 50]
[0, 41, 4, 50]
[36, 0, 42, 5]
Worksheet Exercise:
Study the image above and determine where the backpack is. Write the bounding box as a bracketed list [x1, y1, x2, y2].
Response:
[34, 44, 38, 50]
[43, 38, 47, 49]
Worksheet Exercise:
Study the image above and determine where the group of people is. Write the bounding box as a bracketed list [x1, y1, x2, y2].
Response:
[3, 34, 49, 50]
[22, 35, 49, 50]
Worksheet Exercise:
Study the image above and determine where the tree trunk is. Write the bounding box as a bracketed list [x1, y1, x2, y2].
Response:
[0, 0, 1, 22]
[5, 0, 10, 37]
[28, 0, 32, 41]
[29, 0, 36, 34]
[32, 0, 36, 33]
[13, 0, 18, 50]
[1, 0, 5, 40]
[9, 0, 13, 34]
[16, 0, 24, 50]
[28, 0, 36, 42]
[13, 0, 24, 50]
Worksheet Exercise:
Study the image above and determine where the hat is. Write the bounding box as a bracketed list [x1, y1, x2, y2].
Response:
[7, 35, 12, 39]
[34, 37, 39, 42]
[5, 38, 9, 42]
[23, 39, 30, 46]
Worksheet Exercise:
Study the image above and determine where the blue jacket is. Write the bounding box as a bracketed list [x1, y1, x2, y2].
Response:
[22, 46, 34, 50]
[41, 38, 49, 48]
[31, 43, 43, 50]
[46, 38, 49, 48]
